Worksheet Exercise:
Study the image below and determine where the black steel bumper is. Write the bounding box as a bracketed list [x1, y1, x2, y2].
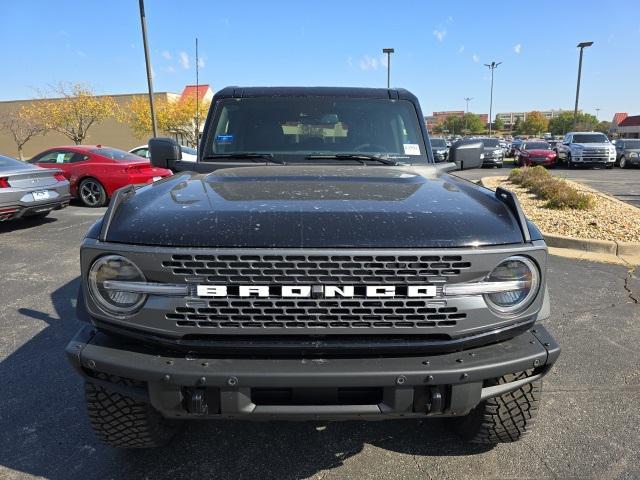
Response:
[66, 324, 559, 420]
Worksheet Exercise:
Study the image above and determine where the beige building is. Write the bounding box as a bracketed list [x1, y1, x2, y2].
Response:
[0, 85, 212, 159]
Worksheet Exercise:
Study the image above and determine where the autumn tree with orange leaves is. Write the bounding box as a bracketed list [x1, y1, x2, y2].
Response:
[126, 95, 210, 146]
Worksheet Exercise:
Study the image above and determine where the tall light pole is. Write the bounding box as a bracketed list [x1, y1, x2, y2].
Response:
[484, 61, 501, 137]
[138, 0, 157, 137]
[464, 97, 473, 133]
[382, 48, 394, 88]
[573, 41, 594, 130]
[595, 108, 600, 120]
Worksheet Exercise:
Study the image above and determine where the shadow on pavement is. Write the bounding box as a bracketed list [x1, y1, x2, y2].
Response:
[0, 277, 491, 480]
[0, 215, 57, 234]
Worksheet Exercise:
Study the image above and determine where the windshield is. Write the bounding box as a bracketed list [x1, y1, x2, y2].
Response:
[94, 147, 144, 161]
[623, 140, 640, 149]
[205, 97, 428, 163]
[524, 142, 550, 150]
[0, 154, 29, 170]
[482, 139, 500, 147]
[430, 139, 446, 148]
[181, 146, 197, 155]
[573, 134, 609, 143]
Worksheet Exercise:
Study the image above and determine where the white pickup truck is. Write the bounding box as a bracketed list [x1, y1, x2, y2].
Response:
[555, 131, 616, 168]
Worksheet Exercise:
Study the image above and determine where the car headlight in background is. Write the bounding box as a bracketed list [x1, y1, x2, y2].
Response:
[88, 255, 147, 315]
[484, 256, 540, 315]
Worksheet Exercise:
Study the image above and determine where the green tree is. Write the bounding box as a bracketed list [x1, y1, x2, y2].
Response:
[594, 120, 611, 134]
[549, 111, 599, 135]
[493, 115, 504, 131]
[548, 112, 574, 136]
[521, 111, 549, 136]
[512, 117, 523, 135]
[574, 113, 598, 132]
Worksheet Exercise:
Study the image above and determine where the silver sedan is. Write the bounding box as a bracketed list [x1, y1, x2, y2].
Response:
[0, 154, 71, 221]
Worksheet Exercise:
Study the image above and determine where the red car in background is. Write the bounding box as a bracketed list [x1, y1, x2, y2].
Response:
[516, 141, 557, 168]
[29, 145, 172, 207]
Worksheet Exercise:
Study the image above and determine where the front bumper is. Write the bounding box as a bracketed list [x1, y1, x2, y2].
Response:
[66, 324, 560, 420]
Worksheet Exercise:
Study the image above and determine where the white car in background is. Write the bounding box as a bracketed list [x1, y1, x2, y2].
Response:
[130, 144, 198, 162]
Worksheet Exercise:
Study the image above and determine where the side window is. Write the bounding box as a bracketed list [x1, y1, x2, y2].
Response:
[33, 150, 74, 164]
[616, 141, 623, 149]
[564, 135, 571, 144]
[71, 153, 90, 163]
[131, 148, 150, 158]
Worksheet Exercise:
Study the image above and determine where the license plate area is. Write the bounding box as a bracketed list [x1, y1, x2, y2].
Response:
[32, 190, 50, 201]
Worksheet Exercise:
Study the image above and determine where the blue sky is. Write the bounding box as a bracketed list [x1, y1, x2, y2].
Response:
[1, 0, 638, 121]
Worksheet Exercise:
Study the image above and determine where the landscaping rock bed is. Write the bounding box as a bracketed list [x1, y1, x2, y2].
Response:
[481, 175, 640, 242]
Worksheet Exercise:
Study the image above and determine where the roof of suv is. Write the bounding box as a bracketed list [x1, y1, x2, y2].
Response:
[214, 86, 418, 102]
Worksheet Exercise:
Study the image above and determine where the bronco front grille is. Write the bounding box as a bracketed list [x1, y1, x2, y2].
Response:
[162, 254, 472, 284]
[167, 298, 466, 330]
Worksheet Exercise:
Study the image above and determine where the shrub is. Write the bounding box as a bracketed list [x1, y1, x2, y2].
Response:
[507, 166, 594, 210]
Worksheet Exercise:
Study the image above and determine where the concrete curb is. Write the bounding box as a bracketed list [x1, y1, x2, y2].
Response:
[478, 176, 640, 262]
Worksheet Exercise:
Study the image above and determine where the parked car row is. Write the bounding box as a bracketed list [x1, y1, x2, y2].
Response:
[0, 144, 180, 221]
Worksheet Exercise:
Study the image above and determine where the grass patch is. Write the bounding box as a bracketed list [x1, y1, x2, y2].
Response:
[508, 166, 594, 210]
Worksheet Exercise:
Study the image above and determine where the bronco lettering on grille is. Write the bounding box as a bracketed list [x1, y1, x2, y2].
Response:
[196, 285, 437, 298]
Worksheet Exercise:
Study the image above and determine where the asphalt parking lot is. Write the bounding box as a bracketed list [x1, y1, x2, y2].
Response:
[457, 163, 640, 208]
[0, 204, 639, 480]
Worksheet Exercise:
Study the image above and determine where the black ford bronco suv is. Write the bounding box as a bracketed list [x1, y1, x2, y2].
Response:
[66, 87, 559, 448]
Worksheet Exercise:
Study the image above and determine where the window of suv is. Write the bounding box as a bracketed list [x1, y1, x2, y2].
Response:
[430, 139, 447, 149]
[482, 139, 501, 148]
[205, 97, 428, 163]
[572, 133, 609, 143]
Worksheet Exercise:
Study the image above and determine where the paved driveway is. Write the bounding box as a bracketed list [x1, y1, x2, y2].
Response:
[456, 164, 640, 208]
[0, 206, 638, 480]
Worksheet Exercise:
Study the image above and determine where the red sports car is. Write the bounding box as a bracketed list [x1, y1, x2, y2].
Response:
[516, 141, 557, 167]
[29, 145, 172, 207]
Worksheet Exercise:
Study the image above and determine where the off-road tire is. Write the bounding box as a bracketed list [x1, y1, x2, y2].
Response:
[84, 374, 182, 448]
[455, 371, 542, 444]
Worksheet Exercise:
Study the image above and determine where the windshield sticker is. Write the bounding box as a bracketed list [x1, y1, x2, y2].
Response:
[403, 144, 420, 155]
[216, 134, 234, 144]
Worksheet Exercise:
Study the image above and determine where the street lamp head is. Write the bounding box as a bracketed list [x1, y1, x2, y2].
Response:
[382, 48, 395, 54]
[577, 41, 594, 48]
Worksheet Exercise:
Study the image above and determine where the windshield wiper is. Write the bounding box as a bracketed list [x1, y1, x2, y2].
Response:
[305, 153, 407, 166]
[202, 153, 285, 165]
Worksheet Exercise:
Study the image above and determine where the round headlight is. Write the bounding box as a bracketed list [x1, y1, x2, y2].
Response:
[484, 256, 540, 315]
[88, 255, 146, 315]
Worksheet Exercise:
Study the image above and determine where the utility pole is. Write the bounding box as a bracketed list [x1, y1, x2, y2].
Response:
[195, 37, 199, 148]
[595, 108, 600, 120]
[574, 41, 594, 129]
[382, 48, 394, 88]
[484, 61, 501, 137]
[464, 97, 472, 133]
[138, 0, 157, 137]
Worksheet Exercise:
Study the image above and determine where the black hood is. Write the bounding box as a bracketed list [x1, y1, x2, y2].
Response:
[101, 165, 525, 248]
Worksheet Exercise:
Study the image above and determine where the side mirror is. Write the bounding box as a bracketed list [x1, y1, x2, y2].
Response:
[149, 137, 181, 170]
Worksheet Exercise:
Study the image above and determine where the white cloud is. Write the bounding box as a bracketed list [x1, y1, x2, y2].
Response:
[458, 45, 465, 53]
[433, 29, 447, 42]
[178, 51, 190, 69]
[197, 57, 205, 68]
[162, 51, 172, 60]
[447, 16, 454, 23]
[379, 54, 388, 67]
[513, 43, 522, 54]
[76, 50, 87, 57]
[472, 54, 479, 63]
[165, 66, 175, 73]
[359, 55, 379, 70]
[347, 56, 354, 68]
